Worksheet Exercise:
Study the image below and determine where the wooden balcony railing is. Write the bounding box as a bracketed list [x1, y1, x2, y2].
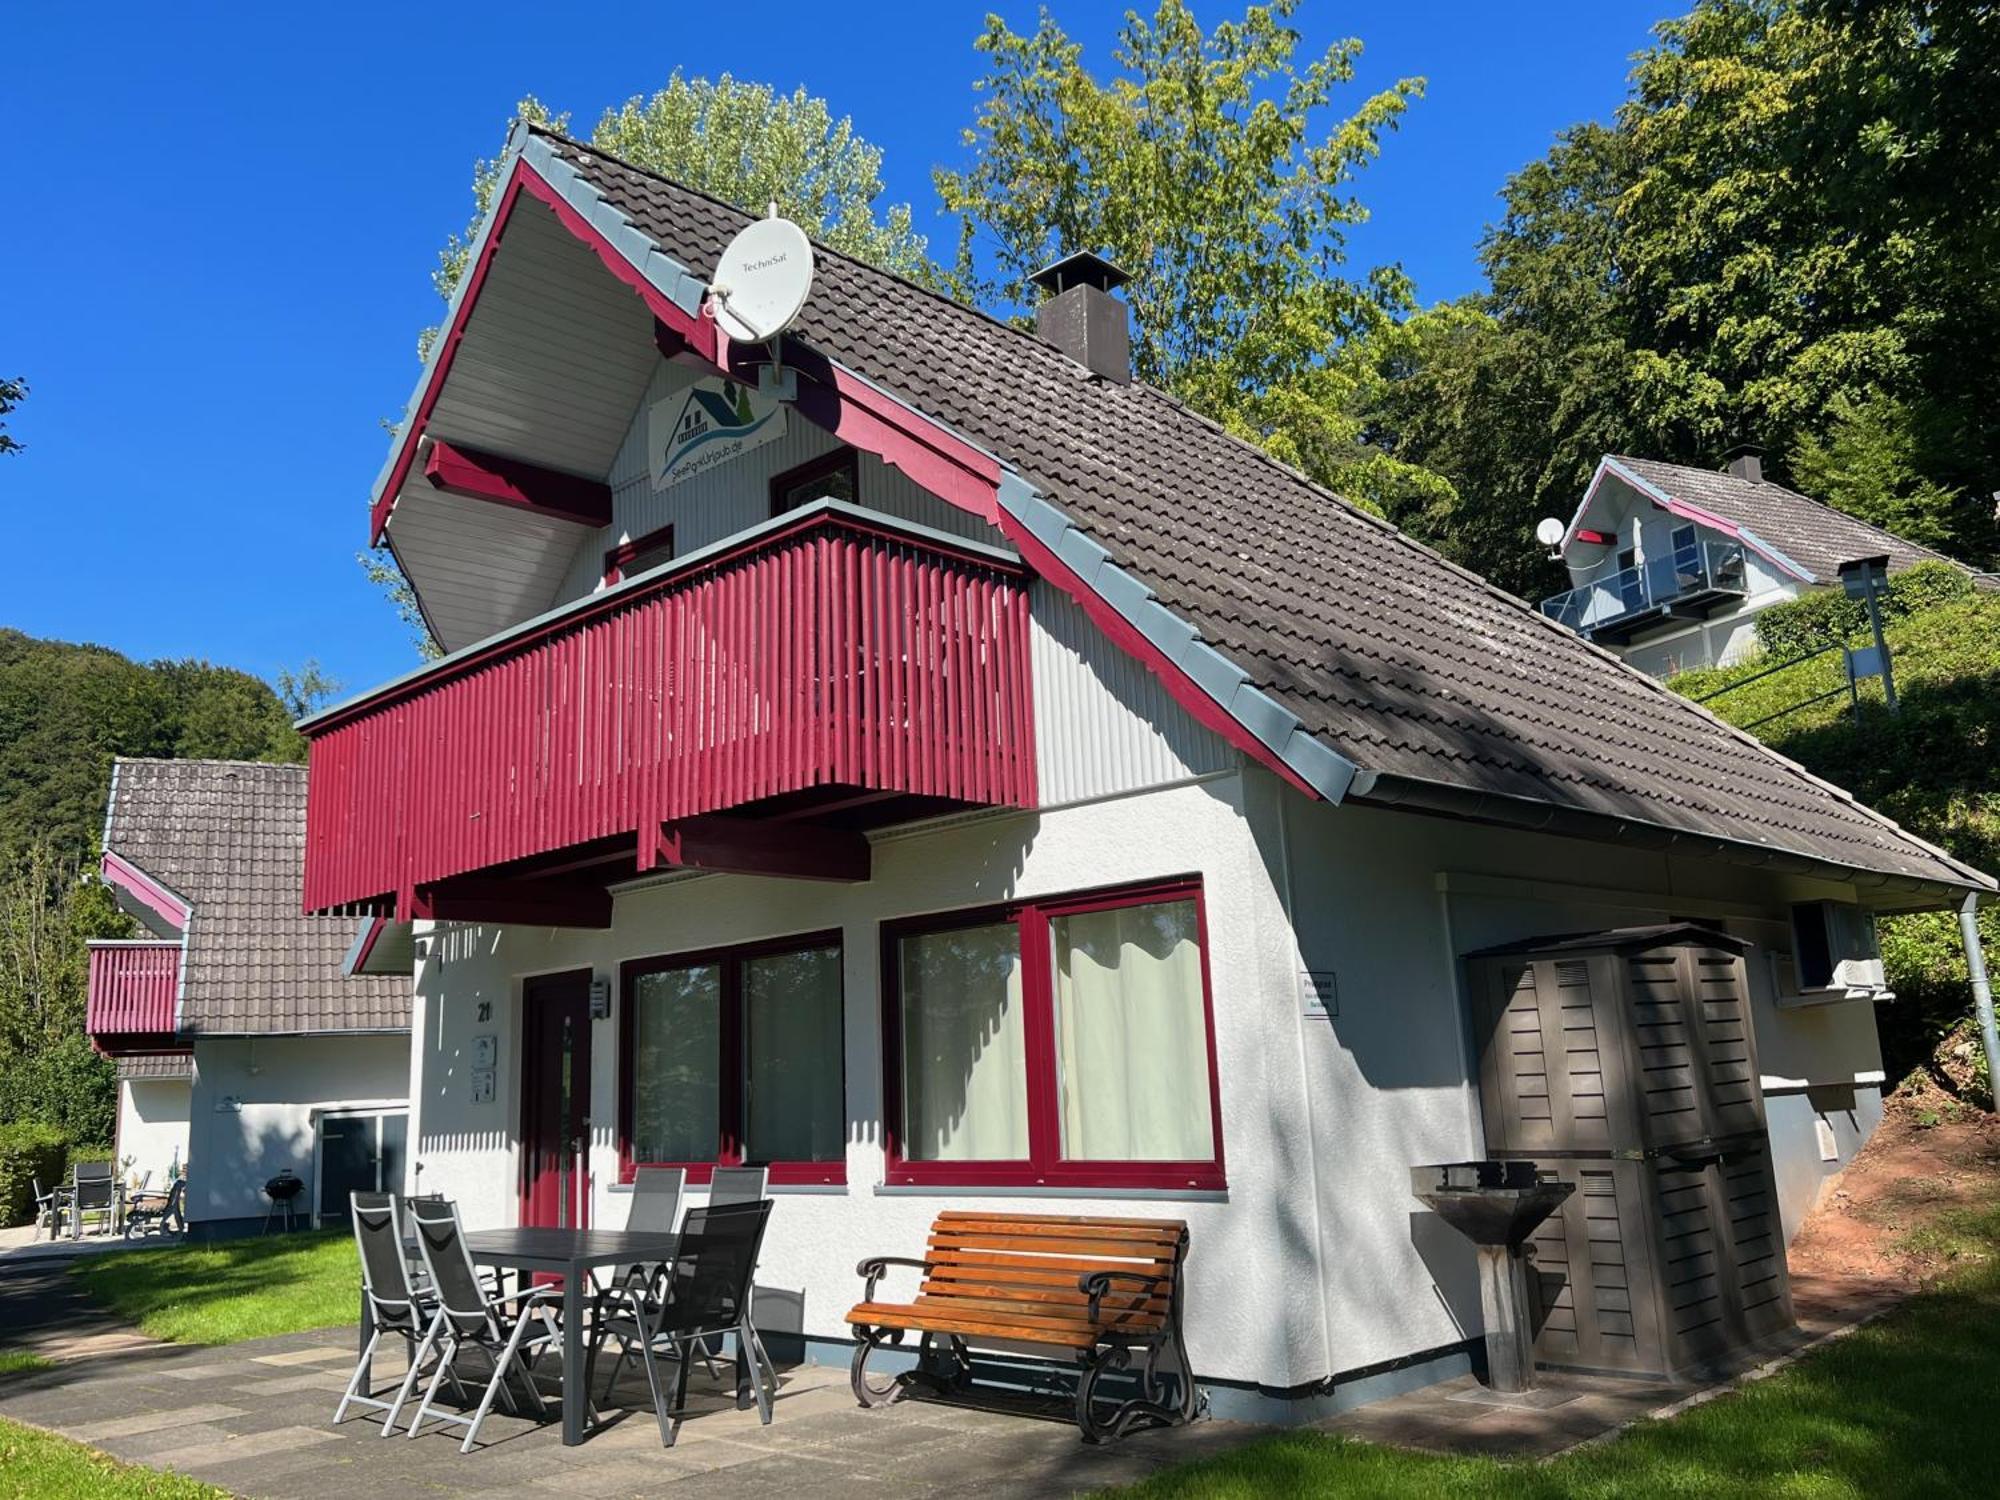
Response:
[303, 507, 1035, 918]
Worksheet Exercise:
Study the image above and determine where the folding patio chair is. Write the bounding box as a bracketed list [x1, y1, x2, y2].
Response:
[589, 1167, 685, 1394]
[333, 1192, 467, 1436]
[123, 1178, 185, 1239]
[30, 1178, 67, 1242]
[586, 1199, 776, 1446]
[405, 1197, 569, 1453]
[69, 1162, 116, 1238]
[704, 1167, 775, 1386]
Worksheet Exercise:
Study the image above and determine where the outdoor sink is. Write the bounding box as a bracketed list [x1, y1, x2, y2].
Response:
[1412, 1161, 1575, 1396]
[1411, 1161, 1575, 1250]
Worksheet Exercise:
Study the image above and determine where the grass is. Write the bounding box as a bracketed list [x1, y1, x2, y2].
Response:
[1108, 1206, 2000, 1499]
[0, 1416, 227, 1499]
[69, 1231, 359, 1345]
[0, 1354, 51, 1378]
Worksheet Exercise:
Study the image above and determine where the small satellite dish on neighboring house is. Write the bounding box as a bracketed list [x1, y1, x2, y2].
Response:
[707, 208, 815, 347]
[1535, 517, 1567, 548]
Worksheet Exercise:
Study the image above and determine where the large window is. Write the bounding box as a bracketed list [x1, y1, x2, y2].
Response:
[884, 880, 1223, 1189]
[770, 449, 858, 516]
[621, 932, 845, 1185]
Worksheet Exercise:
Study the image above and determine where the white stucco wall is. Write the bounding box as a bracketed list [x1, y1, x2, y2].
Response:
[402, 766, 1899, 1398]
[115, 1078, 190, 1190]
[185, 1034, 411, 1226]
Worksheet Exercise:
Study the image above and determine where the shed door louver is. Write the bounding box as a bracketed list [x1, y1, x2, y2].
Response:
[1467, 928, 1795, 1380]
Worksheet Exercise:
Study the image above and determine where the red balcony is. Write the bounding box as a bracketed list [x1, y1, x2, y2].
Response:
[87, 941, 181, 1055]
[303, 508, 1036, 922]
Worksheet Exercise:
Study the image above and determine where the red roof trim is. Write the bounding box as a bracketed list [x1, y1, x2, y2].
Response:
[997, 512, 1317, 800]
[101, 850, 191, 931]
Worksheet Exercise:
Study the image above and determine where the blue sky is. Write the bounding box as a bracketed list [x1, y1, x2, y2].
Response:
[4, 2, 1658, 698]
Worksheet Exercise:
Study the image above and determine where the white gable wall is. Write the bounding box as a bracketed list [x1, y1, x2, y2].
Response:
[554, 359, 1001, 604]
[115, 1078, 191, 1190]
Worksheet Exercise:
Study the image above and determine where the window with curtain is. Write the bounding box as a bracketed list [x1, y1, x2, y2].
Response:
[887, 882, 1222, 1189]
[621, 933, 845, 1185]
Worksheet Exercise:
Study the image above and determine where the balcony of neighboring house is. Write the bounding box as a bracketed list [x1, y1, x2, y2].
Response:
[301, 502, 1037, 925]
[86, 940, 181, 1055]
[1541, 532, 1750, 644]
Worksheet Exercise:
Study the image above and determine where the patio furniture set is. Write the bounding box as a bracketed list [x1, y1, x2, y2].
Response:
[336, 1166, 777, 1453]
[31, 1163, 185, 1241]
[336, 1183, 1198, 1454]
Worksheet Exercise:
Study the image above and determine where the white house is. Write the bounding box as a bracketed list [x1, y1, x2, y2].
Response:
[1541, 450, 1983, 678]
[298, 124, 1997, 1419]
[86, 759, 410, 1236]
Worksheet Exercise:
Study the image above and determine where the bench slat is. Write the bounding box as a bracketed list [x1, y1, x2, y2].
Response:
[917, 1292, 1167, 1330]
[929, 1232, 1176, 1259]
[927, 1248, 1174, 1279]
[933, 1217, 1185, 1246]
[848, 1300, 1102, 1349]
[924, 1271, 1168, 1307]
[935, 1211, 1189, 1233]
[923, 1280, 1167, 1314]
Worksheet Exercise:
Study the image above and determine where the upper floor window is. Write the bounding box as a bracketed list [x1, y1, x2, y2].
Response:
[603, 524, 675, 587]
[883, 879, 1224, 1191]
[621, 931, 846, 1185]
[771, 449, 858, 517]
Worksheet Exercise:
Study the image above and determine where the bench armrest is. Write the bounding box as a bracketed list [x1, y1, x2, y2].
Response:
[1078, 1269, 1171, 1324]
[855, 1255, 931, 1304]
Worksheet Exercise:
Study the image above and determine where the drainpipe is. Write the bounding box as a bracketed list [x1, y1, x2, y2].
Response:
[1961, 892, 2000, 1110]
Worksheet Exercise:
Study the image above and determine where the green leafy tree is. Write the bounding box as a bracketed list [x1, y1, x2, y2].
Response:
[0, 376, 25, 458]
[1788, 393, 1964, 554]
[934, 0, 1431, 506]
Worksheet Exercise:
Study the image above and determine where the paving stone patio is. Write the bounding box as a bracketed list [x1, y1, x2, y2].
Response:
[0, 1256, 1909, 1497]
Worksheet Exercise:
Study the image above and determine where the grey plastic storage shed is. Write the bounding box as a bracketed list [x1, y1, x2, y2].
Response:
[1463, 925, 1795, 1380]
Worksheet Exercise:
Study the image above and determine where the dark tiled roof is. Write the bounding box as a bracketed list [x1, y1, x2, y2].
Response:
[117, 1052, 193, 1080]
[1611, 455, 1979, 584]
[104, 760, 408, 1034]
[541, 130, 1989, 895]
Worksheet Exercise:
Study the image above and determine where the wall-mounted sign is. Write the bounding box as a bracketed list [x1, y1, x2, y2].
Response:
[1300, 970, 1339, 1019]
[589, 978, 612, 1020]
[470, 1069, 496, 1105]
[650, 376, 786, 490]
[471, 1034, 497, 1070]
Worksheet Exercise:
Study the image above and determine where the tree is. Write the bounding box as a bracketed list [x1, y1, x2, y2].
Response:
[0, 376, 24, 458]
[275, 659, 341, 723]
[935, 1, 1428, 505]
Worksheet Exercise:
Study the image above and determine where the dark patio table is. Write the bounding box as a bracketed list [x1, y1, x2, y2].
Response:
[464, 1228, 681, 1446]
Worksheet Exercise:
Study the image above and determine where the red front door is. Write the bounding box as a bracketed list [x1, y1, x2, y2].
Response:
[520, 970, 593, 1230]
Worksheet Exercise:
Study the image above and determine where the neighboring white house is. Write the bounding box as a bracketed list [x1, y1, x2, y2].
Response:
[1540, 450, 1984, 678]
[86, 759, 410, 1236]
[296, 124, 1997, 1419]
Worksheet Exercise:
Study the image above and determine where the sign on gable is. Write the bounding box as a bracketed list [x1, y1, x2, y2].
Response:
[649, 375, 786, 490]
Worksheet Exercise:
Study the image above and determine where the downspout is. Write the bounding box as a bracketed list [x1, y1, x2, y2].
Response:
[1960, 892, 2000, 1108]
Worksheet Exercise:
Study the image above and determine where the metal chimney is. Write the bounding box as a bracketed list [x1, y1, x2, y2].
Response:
[1032, 251, 1131, 384]
[1723, 443, 1765, 483]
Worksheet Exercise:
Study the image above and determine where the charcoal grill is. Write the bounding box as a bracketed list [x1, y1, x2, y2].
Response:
[263, 1169, 305, 1234]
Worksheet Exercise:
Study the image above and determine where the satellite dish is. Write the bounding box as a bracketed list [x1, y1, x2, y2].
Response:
[707, 212, 815, 346]
[1535, 517, 1567, 548]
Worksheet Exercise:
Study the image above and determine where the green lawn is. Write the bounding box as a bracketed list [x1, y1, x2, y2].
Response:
[69, 1231, 359, 1345]
[0, 1416, 227, 1499]
[1110, 1200, 2000, 1499]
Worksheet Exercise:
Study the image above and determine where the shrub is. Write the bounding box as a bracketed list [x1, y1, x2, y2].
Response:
[0, 1122, 68, 1228]
[1754, 560, 1974, 659]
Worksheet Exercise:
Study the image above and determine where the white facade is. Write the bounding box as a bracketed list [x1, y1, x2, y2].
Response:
[114, 1077, 191, 1191]
[401, 749, 1894, 1412]
[184, 1034, 411, 1230]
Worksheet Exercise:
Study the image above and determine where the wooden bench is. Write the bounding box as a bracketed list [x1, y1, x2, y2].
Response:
[846, 1211, 1195, 1441]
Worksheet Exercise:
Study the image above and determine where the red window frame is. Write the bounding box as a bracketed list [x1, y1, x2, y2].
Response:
[618, 928, 846, 1186]
[602, 523, 675, 587]
[880, 877, 1226, 1191]
[769, 448, 859, 517]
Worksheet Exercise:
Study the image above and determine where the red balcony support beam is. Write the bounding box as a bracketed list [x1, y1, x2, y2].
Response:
[421, 438, 613, 528]
[656, 814, 870, 883]
[409, 877, 613, 929]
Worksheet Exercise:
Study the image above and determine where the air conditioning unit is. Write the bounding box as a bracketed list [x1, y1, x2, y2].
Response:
[1774, 901, 1891, 1006]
